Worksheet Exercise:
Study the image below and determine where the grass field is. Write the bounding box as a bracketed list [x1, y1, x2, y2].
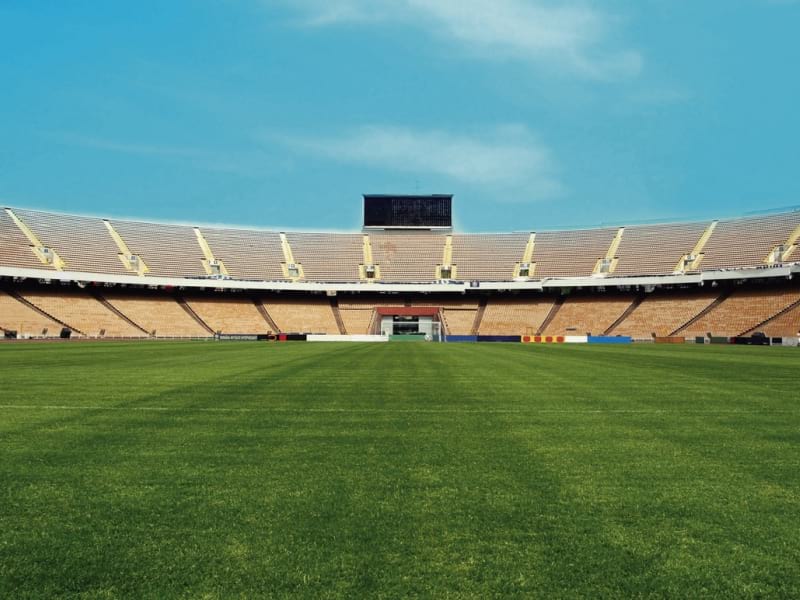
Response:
[1, 341, 799, 598]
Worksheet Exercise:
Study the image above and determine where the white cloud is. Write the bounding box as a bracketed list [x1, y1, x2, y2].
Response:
[275, 125, 562, 198]
[281, 0, 642, 79]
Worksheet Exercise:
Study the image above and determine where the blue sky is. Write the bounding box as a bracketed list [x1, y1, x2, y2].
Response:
[1, 0, 798, 232]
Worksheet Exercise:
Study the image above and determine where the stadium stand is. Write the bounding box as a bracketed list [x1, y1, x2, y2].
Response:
[198, 227, 285, 281]
[13, 209, 128, 275]
[20, 290, 146, 338]
[451, 234, 529, 281]
[532, 228, 618, 278]
[262, 297, 340, 334]
[0, 210, 48, 270]
[613, 222, 710, 276]
[676, 287, 800, 338]
[478, 297, 556, 335]
[370, 232, 446, 282]
[0, 289, 63, 337]
[2, 206, 800, 341]
[103, 293, 211, 338]
[701, 212, 800, 270]
[186, 297, 271, 334]
[747, 299, 800, 337]
[338, 307, 374, 335]
[289, 233, 364, 282]
[608, 290, 721, 338]
[3, 207, 799, 281]
[441, 307, 478, 335]
[109, 219, 207, 278]
[542, 294, 636, 336]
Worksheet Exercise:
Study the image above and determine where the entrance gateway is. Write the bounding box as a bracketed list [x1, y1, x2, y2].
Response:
[374, 307, 443, 341]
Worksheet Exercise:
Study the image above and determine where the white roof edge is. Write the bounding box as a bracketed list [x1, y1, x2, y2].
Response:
[1, 264, 796, 293]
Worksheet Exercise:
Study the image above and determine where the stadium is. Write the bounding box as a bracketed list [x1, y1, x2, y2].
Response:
[2, 196, 800, 342]
[2, 196, 800, 597]
[3, 2, 800, 597]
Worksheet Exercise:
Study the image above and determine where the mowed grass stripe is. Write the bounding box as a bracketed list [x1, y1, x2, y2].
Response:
[0, 341, 798, 597]
[3, 404, 797, 414]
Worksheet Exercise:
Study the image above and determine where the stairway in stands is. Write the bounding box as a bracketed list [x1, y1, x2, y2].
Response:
[605, 294, 646, 335]
[470, 297, 488, 335]
[741, 296, 800, 336]
[176, 297, 215, 335]
[3, 288, 84, 335]
[670, 289, 732, 336]
[253, 299, 281, 333]
[329, 297, 347, 334]
[438, 308, 450, 337]
[537, 295, 565, 335]
[93, 292, 152, 337]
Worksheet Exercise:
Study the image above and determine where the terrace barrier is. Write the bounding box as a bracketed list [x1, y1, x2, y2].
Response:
[731, 336, 770, 346]
[522, 335, 565, 343]
[278, 334, 307, 341]
[587, 336, 632, 344]
[655, 337, 686, 344]
[445, 335, 478, 342]
[477, 335, 521, 343]
[307, 334, 388, 342]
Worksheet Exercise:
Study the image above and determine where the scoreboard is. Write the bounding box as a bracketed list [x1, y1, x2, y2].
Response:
[363, 195, 452, 229]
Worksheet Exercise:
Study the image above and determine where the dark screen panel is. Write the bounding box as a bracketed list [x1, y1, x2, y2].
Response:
[364, 195, 452, 228]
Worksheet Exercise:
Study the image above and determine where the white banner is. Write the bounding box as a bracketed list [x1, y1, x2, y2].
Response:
[306, 335, 389, 343]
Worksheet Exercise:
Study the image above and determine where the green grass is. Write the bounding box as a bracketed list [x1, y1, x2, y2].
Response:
[1, 341, 799, 598]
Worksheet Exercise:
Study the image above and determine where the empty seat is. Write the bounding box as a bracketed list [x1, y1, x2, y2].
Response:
[200, 227, 286, 281]
[751, 301, 800, 337]
[370, 233, 446, 282]
[289, 233, 363, 282]
[533, 228, 618, 278]
[441, 308, 478, 335]
[263, 298, 339, 333]
[339, 309, 375, 335]
[679, 288, 800, 337]
[14, 209, 127, 275]
[0, 290, 62, 337]
[614, 222, 709, 276]
[451, 234, 528, 281]
[104, 294, 210, 337]
[0, 210, 43, 270]
[701, 212, 800, 270]
[21, 290, 146, 338]
[543, 295, 635, 336]
[479, 297, 555, 335]
[610, 291, 719, 338]
[109, 219, 206, 278]
[187, 297, 271, 334]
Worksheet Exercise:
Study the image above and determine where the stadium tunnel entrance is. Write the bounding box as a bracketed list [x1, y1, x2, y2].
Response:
[375, 306, 442, 340]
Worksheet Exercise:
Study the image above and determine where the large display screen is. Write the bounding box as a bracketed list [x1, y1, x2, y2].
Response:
[363, 195, 452, 228]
